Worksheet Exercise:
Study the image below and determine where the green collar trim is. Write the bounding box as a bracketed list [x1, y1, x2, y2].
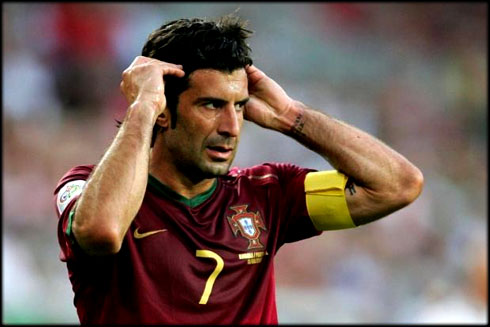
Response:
[148, 175, 217, 208]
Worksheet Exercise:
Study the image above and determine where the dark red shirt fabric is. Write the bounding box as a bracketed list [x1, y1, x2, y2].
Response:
[54, 163, 321, 324]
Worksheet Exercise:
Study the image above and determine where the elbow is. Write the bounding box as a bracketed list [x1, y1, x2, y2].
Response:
[353, 165, 424, 226]
[73, 216, 123, 256]
[397, 165, 424, 207]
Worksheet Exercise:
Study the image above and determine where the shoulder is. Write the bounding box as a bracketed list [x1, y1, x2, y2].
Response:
[226, 162, 315, 185]
[54, 164, 95, 195]
[53, 164, 94, 216]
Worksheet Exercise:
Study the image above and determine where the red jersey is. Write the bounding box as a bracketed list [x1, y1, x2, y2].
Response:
[54, 163, 321, 324]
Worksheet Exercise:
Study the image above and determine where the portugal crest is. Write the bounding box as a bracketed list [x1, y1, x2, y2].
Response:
[227, 205, 267, 250]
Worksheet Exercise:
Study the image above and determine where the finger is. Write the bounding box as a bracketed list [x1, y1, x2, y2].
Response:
[162, 62, 184, 70]
[245, 64, 256, 73]
[130, 55, 154, 66]
[245, 65, 266, 84]
[245, 64, 263, 75]
[143, 59, 184, 77]
[132, 56, 184, 72]
[131, 60, 185, 78]
[161, 65, 185, 78]
[152, 59, 183, 69]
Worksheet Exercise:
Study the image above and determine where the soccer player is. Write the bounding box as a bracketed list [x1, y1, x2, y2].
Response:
[54, 15, 423, 324]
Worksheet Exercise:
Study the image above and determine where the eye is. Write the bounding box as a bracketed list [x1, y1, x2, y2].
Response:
[204, 102, 219, 110]
[234, 102, 245, 112]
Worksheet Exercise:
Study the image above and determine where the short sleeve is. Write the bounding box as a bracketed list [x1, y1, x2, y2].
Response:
[263, 163, 322, 247]
[53, 165, 94, 262]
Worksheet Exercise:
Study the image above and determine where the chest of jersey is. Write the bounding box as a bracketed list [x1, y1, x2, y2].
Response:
[58, 163, 315, 324]
[122, 179, 279, 320]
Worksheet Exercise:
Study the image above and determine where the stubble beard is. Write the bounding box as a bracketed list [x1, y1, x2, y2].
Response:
[200, 150, 236, 177]
[166, 131, 239, 183]
[200, 136, 239, 178]
[177, 148, 237, 183]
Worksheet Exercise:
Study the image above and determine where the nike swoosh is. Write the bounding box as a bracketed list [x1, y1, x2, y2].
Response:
[134, 227, 168, 239]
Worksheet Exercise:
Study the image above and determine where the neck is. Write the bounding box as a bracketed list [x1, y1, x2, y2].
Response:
[149, 149, 216, 199]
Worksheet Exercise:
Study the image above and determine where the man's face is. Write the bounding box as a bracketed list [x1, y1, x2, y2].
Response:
[163, 68, 249, 180]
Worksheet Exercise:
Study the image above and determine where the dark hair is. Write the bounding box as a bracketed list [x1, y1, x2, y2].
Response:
[139, 14, 254, 147]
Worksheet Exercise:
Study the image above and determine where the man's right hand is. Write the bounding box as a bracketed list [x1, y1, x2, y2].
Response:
[72, 57, 184, 256]
[120, 56, 185, 116]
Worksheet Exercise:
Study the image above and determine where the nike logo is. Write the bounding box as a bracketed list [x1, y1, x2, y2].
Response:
[134, 227, 168, 239]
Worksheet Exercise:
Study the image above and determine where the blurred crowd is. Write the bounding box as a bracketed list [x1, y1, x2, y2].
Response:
[2, 3, 487, 323]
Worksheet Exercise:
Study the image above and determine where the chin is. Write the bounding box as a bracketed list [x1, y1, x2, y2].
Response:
[203, 162, 232, 177]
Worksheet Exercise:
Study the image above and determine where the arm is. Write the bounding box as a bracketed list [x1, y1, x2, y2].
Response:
[244, 65, 424, 226]
[72, 56, 184, 255]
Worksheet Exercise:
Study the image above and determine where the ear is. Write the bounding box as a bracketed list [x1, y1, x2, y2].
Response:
[155, 106, 171, 130]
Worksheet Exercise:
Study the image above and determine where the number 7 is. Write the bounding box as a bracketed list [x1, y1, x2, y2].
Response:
[196, 250, 224, 305]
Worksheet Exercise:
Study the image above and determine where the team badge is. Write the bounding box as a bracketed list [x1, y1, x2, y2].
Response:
[57, 180, 86, 215]
[227, 205, 267, 250]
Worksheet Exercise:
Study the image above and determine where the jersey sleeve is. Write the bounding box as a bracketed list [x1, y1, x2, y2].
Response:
[53, 165, 94, 262]
[263, 163, 322, 247]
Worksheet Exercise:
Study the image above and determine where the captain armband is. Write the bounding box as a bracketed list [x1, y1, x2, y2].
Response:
[304, 170, 356, 230]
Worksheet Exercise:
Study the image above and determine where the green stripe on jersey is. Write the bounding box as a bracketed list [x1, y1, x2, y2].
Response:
[66, 210, 75, 237]
[148, 175, 217, 208]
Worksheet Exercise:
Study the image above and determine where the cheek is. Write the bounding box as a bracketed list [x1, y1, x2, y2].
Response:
[176, 118, 211, 148]
[175, 105, 218, 144]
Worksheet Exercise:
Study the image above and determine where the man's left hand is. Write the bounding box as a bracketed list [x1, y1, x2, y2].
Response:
[245, 65, 297, 132]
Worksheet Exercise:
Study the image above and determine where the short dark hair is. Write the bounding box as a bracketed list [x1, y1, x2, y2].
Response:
[141, 14, 254, 146]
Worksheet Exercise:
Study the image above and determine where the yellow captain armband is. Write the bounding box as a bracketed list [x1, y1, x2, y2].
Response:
[304, 170, 356, 230]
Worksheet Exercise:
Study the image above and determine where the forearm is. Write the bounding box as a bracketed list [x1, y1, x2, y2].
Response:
[245, 65, 423, 225]
[279, 100, 424, 224]
[281, 101, 403, 187]
[74, 102, 157, 255]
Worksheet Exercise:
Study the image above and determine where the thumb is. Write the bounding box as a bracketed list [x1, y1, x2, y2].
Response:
[246, 65, 267, 87]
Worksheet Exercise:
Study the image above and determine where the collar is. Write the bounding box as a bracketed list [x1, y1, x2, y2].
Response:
[148, 174, 218, 208]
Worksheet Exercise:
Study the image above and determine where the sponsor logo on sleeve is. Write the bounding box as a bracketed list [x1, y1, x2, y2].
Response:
[57, 180, 86, 215]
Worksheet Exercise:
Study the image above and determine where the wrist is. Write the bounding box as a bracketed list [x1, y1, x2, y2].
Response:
[276, 100, 306, 135]
[124, 100, 161, 131]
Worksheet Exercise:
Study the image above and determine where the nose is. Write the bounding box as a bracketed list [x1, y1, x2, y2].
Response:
[217, 105, 242, 137]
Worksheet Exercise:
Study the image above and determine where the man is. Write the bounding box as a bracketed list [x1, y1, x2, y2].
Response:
[54, 15, 423, 324]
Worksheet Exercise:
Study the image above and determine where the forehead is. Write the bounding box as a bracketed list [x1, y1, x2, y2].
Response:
[184, 68, 248, 99]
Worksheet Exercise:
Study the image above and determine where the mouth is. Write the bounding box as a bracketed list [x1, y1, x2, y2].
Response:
[206, 145, 234, 161]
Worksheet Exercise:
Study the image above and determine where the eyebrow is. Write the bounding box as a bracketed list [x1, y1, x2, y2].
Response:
[194, 97, 250, 106]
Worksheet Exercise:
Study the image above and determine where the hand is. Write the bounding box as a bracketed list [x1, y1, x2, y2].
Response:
[120, 56, 185, 116]
[244, 65, 295, 131]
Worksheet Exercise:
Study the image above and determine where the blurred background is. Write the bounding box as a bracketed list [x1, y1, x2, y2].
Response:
[2, 2, 487, 324]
